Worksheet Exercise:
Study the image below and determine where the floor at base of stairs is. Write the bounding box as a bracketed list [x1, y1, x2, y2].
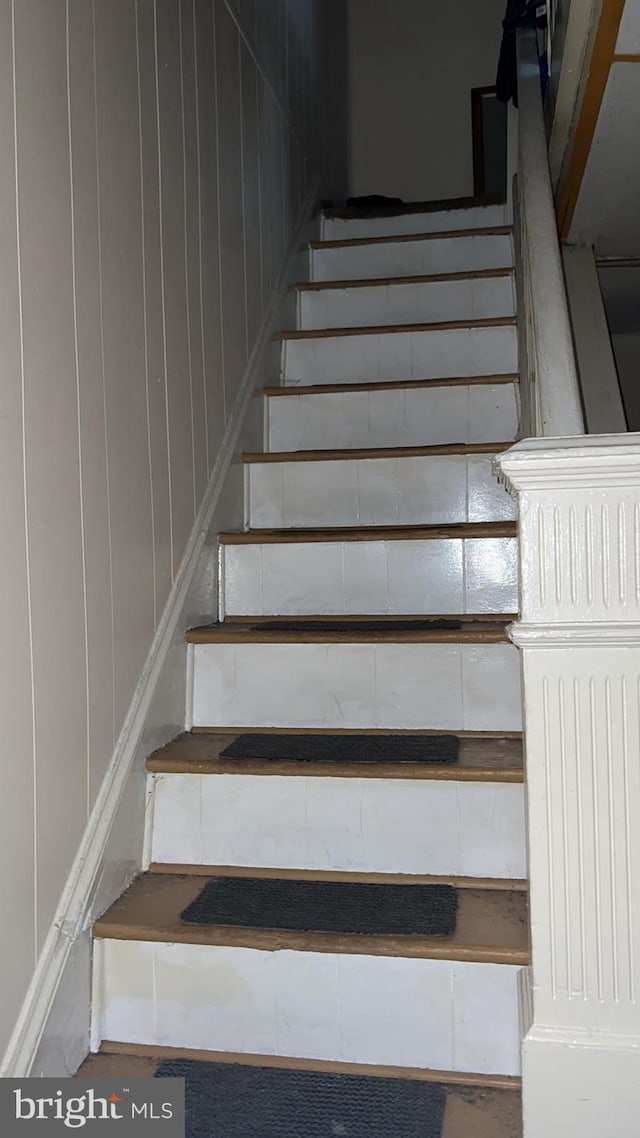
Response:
[77, 1047, 522, 1138]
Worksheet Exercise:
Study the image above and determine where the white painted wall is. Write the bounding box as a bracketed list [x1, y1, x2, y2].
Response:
[0, 0, 347, 1068]
[613, 334, 640, 430]
[347, 0, 506, 202]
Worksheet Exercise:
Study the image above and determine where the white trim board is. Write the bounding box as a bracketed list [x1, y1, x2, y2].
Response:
[0, 181, 321, 1080]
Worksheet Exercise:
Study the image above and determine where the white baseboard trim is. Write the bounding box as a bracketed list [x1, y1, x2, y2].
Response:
[0, 180, 320, 1080]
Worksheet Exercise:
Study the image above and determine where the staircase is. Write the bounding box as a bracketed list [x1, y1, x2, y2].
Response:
[84, 201, 526, 1136]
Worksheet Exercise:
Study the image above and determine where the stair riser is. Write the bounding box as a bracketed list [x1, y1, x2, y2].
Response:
[151, 774, 526, 878]
[190, 642, 522, 731]
[247, 455, 516, 529]
[222, 538, 518, 617]
[267, 383, 519, 451]
[282, 326, 518, 386]
[311, 234, 513, 283]
[96, 939, 521, 1075]
[298, 276, 516, 330]
[321, 204, 507, 241]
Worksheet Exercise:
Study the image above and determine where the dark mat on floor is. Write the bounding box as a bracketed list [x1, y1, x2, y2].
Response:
[154, 1059, 447, 1138]
[257, 618, 462, 632]
[179, 877, 458, 938]
[220, 732, 459, 764]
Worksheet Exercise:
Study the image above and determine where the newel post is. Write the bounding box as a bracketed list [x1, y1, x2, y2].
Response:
[496, 435, 640, 1136]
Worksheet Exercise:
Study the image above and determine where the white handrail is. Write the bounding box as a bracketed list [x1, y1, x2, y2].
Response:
[515, 27, 584, 437]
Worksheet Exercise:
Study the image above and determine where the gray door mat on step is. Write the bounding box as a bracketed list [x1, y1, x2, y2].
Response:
[179, 877, 458, 938]
[220, 733, 459, 764]
[154, 1059, 447, 1138]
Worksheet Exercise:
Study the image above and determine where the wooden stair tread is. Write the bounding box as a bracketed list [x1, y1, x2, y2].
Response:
[78, 1046, 522, 1136]
[264, 373, 519, 396]
[93, 871, 529, 964]
[185, 618, 512, 644]
[311, 224, 513, 249]
[281, 316, 516, 340]
[295, 267, 514, 291]
[219, 522, 518, 545]
[243, 441, 512, 463]
[146, 730, 523, 781]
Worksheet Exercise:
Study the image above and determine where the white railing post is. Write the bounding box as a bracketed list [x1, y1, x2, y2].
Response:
[497, 435, 640, 1137]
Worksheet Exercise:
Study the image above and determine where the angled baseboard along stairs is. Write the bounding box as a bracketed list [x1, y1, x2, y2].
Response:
[86, 200, 525, 1137]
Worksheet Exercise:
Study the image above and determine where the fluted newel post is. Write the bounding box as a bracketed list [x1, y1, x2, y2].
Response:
[496, 435, 640, 1137]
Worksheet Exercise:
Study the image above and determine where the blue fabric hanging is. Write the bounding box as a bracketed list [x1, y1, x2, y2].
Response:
[496, 1, 548, 106]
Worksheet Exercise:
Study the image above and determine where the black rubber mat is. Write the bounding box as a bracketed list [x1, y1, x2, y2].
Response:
[257, 618, 462, 632]
[179, 877, 458, 937]
[154, 1059, 447, 1138]
[220, 732, 459, 764]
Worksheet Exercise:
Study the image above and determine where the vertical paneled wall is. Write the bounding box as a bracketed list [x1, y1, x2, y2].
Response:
[0, 0, 347, 1060]
[347, 0, 505, 202]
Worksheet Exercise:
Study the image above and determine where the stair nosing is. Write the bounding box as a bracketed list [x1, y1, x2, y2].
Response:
[95, 1040, 522, 1090]
[264, 373, 519, 396]
[243, 441, 512, 464]
[148, 728, 523, 780]
[310, 224, 513, 250]
[94, 924, 528, 965]
[219, 522, 518, 545]
[147, 758, 524, 783]
[281, 315, 516, 341]
[146, 864, 528, 891]
[295, 267, 514, 291]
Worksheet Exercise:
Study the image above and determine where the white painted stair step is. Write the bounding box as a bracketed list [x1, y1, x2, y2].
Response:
[246, 452, 516, 529]
[321, 203, 507, 241]
[297, 272, 516, 330]
[94, 873, 525, 1075]
[151, 771, 526, 878]
[282, 323, 518, 386]
[267, 380, 519, 451]
[190, 640, 522, 731]
[311, 231, 513, 283]
[221, 532, 518, 617]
